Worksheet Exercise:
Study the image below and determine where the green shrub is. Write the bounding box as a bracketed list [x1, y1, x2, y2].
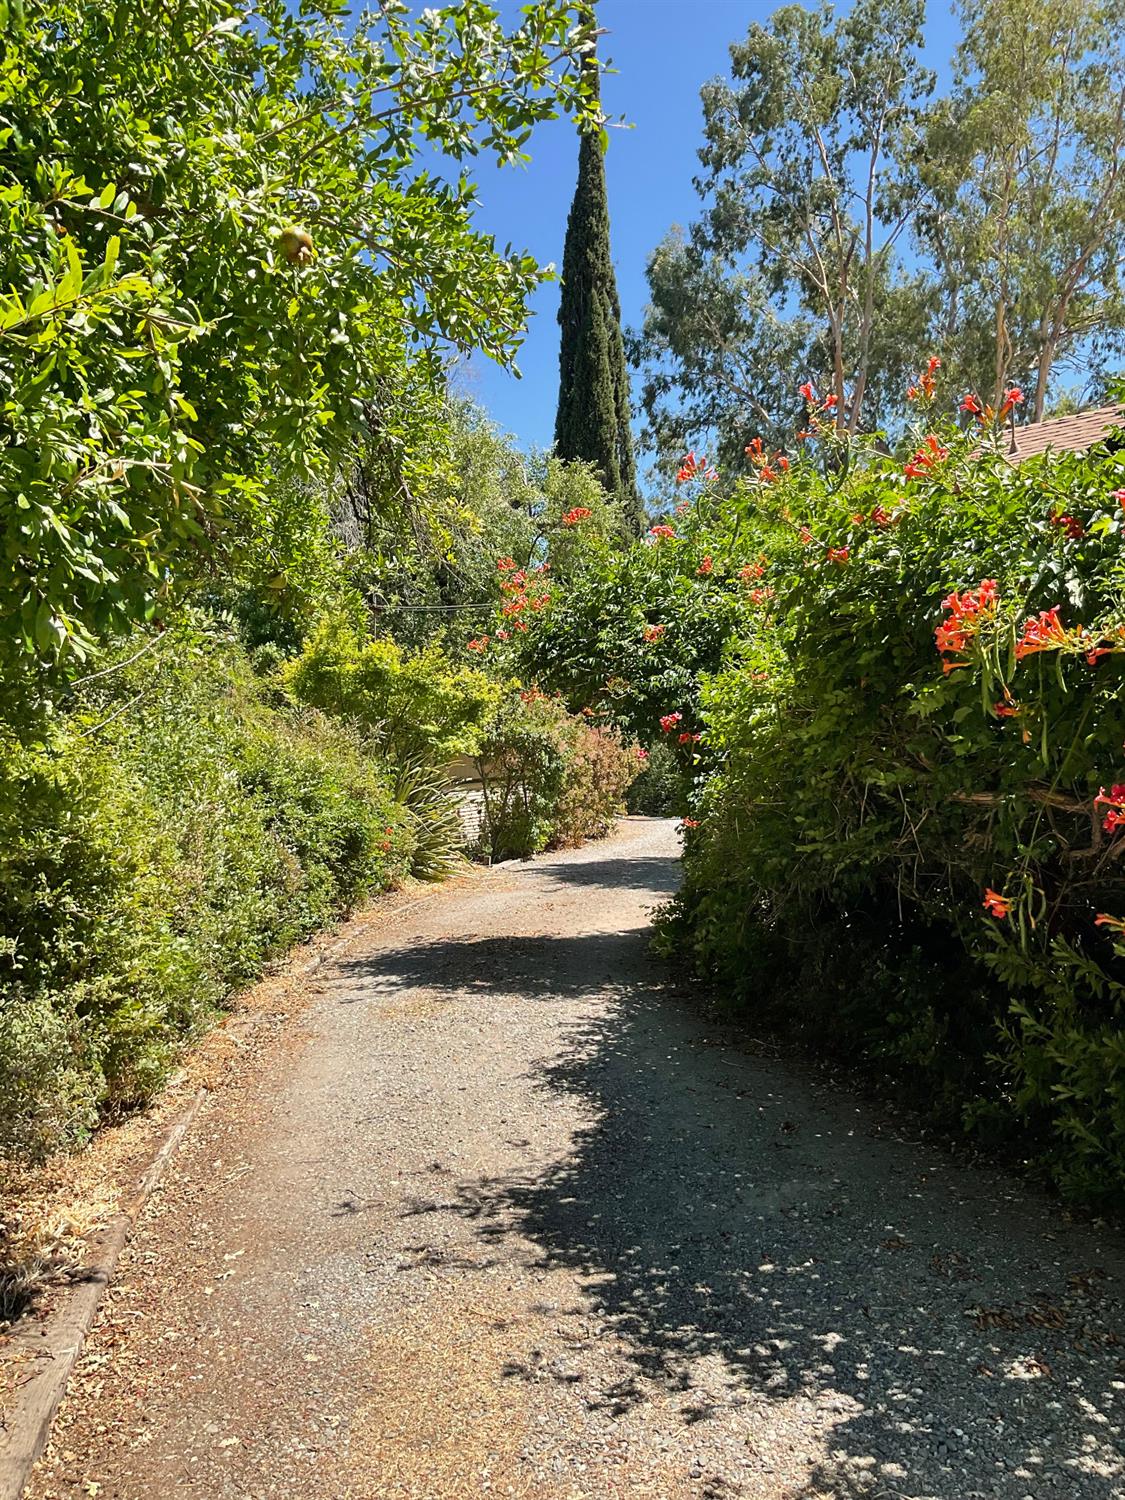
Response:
[0, 986, 101, 1162]
[475, 690, 641, 859]
[475, 692, 569, 859]
[660, 420, 1125, 1203]
[524, 396, 1125, 1204]
[626, 740, 688, 816]
[506, 519, 743, 746]
[281, 620, 502, 763]
[0, 624, 414, 1157]
[552, 718, 642, 846]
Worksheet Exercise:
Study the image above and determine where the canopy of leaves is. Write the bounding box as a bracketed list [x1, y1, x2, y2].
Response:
[633, 0, 933, 472]
[633, 0, 1125, 475]
[916, 0, 1125, 417]
[322, 383, 621, 653]
[0, 0, 599, 720]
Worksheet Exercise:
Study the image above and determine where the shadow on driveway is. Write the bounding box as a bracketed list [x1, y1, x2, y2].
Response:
[334, 858, 1125, 1499]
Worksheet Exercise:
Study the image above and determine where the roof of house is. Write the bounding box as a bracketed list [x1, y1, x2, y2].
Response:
[996, 401, 1125, 464]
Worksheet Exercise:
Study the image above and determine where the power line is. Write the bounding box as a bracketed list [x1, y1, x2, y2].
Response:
[370, 601, 493, 612]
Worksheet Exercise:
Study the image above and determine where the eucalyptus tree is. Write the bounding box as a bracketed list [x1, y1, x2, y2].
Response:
[917, 0, 1125, 417]
[633, 0, 935, 471]
[630, 229, 816, 471]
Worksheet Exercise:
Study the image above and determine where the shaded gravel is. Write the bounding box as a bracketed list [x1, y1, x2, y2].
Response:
[29, 817, 1125, 1499]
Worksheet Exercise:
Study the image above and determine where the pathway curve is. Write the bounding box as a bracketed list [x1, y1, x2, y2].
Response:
[28, 818, 1125, 1500]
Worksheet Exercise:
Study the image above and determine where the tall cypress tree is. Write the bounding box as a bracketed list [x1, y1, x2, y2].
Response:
[554, 66, 642, 531]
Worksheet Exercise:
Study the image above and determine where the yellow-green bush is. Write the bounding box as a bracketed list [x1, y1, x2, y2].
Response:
[281, 620, 502, 763]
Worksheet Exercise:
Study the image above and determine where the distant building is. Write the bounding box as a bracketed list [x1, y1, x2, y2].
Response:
[992, 401, 1125, 464]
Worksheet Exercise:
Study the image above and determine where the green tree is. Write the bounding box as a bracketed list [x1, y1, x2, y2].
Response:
[0, 0, 599, 720]
[632, 0, 937, 470]
[333, 381, 539, 649]
[632, 229, 818, 471]
[554, 65, 641, 531]
[326, 381, 615, 650]
[917, 0, 1125, 417]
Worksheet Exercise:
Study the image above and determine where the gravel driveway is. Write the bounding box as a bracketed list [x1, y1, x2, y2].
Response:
[28, 817, 1125, 1499]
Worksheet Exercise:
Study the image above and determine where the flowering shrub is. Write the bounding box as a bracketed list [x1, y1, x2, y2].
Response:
[552, 718, 643, 847]
[656, 416, 1125, 1203]
[744, 435, 790, 483]
[473, 691, 641, 859]
[903, 434, 949, 479]
[676, 451, 717, 484]
[1097, 784, 1125, 834]
[906, 355, 941, 403]
[502, 514, 744, 771]
[483, 366, 1125, 1199]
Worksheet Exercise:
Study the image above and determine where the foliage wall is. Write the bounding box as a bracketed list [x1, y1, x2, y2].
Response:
[0, 0, 639, 1172]
[514, 390, 1125, 1204]
[0, 0, 599, 719]
[0, 627, 418, 1159]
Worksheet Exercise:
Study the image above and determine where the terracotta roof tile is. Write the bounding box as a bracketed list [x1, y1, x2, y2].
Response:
[990, 402, 1125, 464]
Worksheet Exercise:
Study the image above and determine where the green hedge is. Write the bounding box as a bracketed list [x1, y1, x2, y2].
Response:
[666, 429, 1125, 1204]
[0, 628, 415, 1160]
[0, 616, 644, 1161]
[517, 409, 1125, 1205]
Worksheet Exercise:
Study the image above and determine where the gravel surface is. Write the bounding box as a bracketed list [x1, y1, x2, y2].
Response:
[28, 816, 1125, 1499]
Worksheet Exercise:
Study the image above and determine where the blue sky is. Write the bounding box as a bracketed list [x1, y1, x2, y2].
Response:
[446, 0, 962, 455]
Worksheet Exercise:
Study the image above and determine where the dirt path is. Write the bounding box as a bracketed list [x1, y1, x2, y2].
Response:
[27, 818, 1125, 1500]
